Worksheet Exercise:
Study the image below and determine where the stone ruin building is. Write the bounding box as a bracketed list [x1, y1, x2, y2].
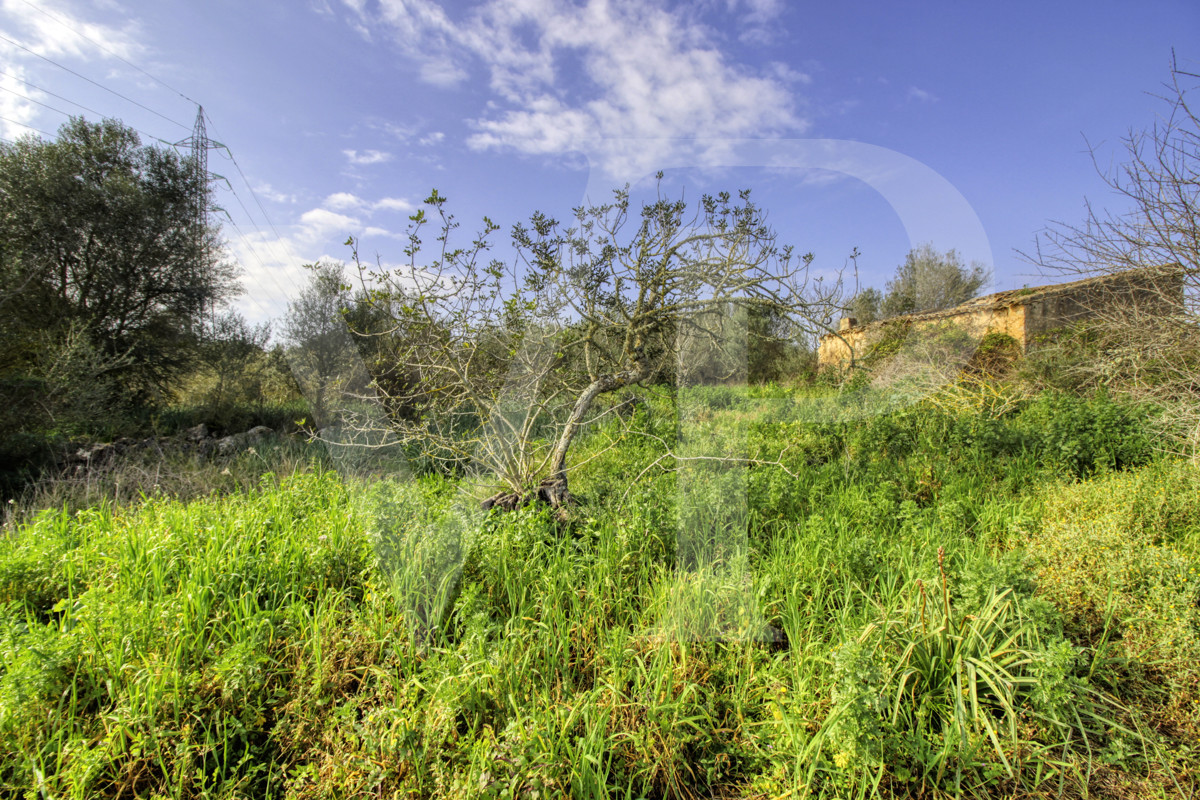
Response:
[817, 267, 1184, 372]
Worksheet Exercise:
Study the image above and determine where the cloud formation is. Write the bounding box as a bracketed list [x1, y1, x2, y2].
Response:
[906, 86, 938, 103]
[0, 0, 143, 139]
[299, 207, 360, 239]
[373, 196, 413, 212]
[341, 0, 806, 179]
[343, 148, 393, 165]
[227, 191, 411, 322]
[254, 182, 298, 204]
[321, 192, 413, 213]
[323, 191, 366, 210]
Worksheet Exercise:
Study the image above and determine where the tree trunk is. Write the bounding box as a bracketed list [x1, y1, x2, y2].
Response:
[480, 366, 647, 513]
[481, 475, 570, 512]
[549, 366, 649, 479]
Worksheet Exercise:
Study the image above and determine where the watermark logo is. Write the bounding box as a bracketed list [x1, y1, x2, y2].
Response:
[281, 137, 995, 644]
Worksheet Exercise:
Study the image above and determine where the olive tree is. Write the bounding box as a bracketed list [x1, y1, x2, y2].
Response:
[348, 180, 841, 507]
[879, 243, 990, 318]
[280, 261, 362, 427]
[0, 117, 237, 403]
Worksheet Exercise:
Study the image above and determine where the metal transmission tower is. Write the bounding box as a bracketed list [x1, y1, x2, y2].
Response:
[179, 105, 219, 333]
[190, 106, 209, 231]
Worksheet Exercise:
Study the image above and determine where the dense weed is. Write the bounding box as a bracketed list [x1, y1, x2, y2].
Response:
[0, 387, 1196, 798]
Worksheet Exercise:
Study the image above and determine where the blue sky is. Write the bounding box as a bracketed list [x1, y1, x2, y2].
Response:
[1, 0, 1196, 325]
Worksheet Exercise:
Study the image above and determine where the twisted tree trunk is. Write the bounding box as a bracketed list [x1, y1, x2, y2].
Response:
[481, 366, 649, 512]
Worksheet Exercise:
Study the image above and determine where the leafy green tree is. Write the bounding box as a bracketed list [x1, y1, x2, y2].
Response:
[280, 261, 364, 426]
[879, 243, 989, 318]
[846, 286, 883, 325]
[747, 303, 810, 384]
[194, 312, 272, 424]
[0, 117, 238, 404]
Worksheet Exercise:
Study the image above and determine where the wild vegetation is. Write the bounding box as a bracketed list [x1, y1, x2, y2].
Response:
[2, 65, 1200, 799]
[3, 379, 1200, 799]
[0, 117, 302, 495]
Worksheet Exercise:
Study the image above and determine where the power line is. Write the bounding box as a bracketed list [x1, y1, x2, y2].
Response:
[189, 111, 283, 260]
[0, 69, 107, 117]
[0, 113, 53, 138]
[203, 111, 293, 270]
[16, 0, 200, 107]
[0, 84, 70, 117]
[219, 201, 295, 323]
[0, 75, 175, 144]
[222, 175, 294, 276]
[0, 32, 190, 130]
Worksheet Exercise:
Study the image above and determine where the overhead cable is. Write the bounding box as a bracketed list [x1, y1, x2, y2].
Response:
[17, 0, 201, 106]
[204, 111, 293, 268]
[0, 113, 53, 137]
[0, 32, 190, 130]
[0, 83, 176, 145]
[0, 75, 175, 143]
[0, 69, 107, 117]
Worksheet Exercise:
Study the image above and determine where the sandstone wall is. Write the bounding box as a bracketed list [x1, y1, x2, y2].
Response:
[817, 268, 1182, 373]
[817, 304, 1027, 372]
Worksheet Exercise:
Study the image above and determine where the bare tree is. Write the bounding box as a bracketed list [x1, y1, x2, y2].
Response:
[1026, 57, 1199, 455]
[347, 179, 841, 507]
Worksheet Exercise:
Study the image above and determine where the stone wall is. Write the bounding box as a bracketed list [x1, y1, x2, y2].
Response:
[817, 268, 1182, 372]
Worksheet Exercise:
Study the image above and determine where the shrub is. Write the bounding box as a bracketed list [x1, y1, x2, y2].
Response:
[1030, 462, 1200, 665]
[967, 332, 1021, 377]
[1019, 391, 1152, 478]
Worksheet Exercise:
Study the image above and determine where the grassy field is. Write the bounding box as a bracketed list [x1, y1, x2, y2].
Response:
[2, 385, 1199, 798]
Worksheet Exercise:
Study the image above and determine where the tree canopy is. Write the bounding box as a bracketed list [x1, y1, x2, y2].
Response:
[846, 244, 989, 323]
[341, 181, 841, 506]
[0, 117, 237, 404]
[0, 116, 237, 481]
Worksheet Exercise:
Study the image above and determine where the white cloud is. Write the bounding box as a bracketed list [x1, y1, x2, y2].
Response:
[342, 0, 806, 179]
[723, 0, 787, 43]
[768, 61, 811, 85]
[374, 196, 413, 212]
[725, 0, 785, 23]
[225, 228, 313, 323]
[354, 0, 468, 86]
[418, 131, 445, 146]
[907, 86, 938, 103]
[0, 0, 141, 62]
[321, 192, 413, 215]
[323, 191, 366, 210]
[299, 208, 361, 240]
[343, 148, 393, 165]
[418, 58, 470, 87]
[224, 199, 402, 323]
[0, 0, 144, 139]
[254, 182, 298, 204]
[380, 120, 418, 140]
[0, 69, 43, 140]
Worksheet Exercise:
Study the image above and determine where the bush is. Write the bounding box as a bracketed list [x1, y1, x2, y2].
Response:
[1019, 391, 1152, 478]
[967, 332, 1021, 377]
[1030, 462, 1200, 663]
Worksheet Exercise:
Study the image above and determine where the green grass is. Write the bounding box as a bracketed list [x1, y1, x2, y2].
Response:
[1, 387, 1197, 798]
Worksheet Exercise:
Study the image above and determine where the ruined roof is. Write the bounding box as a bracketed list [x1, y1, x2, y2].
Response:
[825, 267, 1171, 338]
